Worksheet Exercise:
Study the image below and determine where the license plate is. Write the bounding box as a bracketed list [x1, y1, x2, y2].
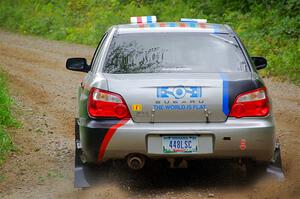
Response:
[162, 136, 198, 153]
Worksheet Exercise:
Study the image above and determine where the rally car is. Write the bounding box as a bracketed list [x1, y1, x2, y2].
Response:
[66, 16, 283, 187]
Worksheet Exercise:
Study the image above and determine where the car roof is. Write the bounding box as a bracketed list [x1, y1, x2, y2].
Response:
[114, 22, 234, 35]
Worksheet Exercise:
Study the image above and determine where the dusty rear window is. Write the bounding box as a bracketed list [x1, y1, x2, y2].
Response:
[102, 33, 249, 73]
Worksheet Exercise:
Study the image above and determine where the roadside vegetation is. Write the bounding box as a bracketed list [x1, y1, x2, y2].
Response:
[0, 0, 299, 83]
[0, 70, 18, 165]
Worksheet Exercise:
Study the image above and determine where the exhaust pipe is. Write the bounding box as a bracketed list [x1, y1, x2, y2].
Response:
[127, 154, 145, 170]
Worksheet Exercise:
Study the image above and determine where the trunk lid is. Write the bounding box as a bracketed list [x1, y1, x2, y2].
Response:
[104, 73, 250, 123]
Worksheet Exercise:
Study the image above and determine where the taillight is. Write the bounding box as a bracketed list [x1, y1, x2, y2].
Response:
[88, 88, 131, 119]
[229, 87, 270, 118]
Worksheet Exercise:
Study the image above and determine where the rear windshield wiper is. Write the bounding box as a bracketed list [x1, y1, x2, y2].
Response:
[210, 34, 239, 48]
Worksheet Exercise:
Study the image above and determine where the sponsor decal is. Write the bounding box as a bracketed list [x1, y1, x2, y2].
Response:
[155, 86, 205, 111]
[153, 104, 207, 111]
[157, 86, 201, 99]
[132, 104, 142, 111]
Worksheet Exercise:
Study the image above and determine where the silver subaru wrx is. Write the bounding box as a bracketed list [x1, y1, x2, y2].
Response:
[67, 18, 279, 180]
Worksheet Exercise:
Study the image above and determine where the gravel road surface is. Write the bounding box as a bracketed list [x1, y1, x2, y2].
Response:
[0, 30, 299, 199]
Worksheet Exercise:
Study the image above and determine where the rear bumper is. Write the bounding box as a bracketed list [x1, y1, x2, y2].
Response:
[79, 116, 275, 163]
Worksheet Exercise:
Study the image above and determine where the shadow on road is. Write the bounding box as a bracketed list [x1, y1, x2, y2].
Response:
[79, 159, 268, 193]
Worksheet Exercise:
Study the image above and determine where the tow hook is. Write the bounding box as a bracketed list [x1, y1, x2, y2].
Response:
[204, 108, 211, 123]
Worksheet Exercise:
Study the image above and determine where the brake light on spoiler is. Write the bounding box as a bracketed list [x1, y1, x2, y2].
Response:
[229, 88, 270, 118]
[180, 18, 207, 23]
[88, 88, 131, 119]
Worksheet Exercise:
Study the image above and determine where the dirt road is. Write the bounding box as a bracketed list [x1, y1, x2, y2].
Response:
[0, 30, 299, 199]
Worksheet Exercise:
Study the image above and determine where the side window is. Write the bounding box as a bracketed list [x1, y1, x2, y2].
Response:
[90, 33, 108, 73]
[234, 36, 253, 72]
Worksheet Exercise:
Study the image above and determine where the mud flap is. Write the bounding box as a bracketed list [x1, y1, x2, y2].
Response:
[266, 142, 284, 180]
[74, 118, 91, 188]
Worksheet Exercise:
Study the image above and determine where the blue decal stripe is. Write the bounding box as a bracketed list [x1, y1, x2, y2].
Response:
[147, 16, 152, 23]
[188, 22, 196, 28]
[149, 23, 156, 27]
[220, 74, 229, 115]
[168, 22, 176, 27]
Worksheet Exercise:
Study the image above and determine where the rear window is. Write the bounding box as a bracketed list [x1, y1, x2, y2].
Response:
[102, 33, 249, 74]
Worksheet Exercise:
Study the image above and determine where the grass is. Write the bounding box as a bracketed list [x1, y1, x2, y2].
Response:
[0, 69, 19, 166]
[37, 170, 64, 184]
[0, 0, 299, 84]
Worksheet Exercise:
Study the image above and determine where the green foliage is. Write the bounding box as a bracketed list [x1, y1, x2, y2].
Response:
[0, 0, 299, 83]
[0, 70, 18, 165]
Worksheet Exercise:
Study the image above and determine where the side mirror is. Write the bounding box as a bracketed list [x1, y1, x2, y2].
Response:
[251, 57, 267, 70]
[66, 58, 90, 72]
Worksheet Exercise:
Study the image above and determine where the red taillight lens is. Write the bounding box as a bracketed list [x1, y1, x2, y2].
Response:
[88, 88, 131, 119]
[229, 87, 270, 118]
